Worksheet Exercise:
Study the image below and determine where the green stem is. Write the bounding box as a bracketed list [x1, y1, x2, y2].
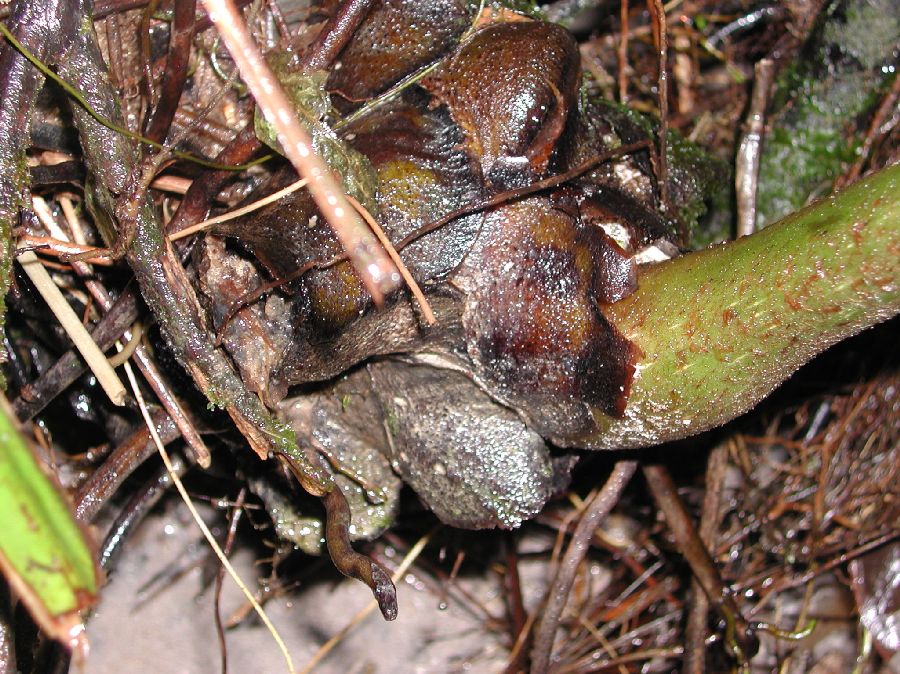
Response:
[588, 164, 900, 449]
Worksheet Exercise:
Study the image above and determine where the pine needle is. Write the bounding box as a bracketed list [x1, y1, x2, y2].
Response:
[345, 194, 436, 326]
[168, 177, 309, 241]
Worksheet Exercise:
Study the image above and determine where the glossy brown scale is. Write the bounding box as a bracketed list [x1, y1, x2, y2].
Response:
[423, 21, 580, 188]
[212, 20, 652, 421]
[549, 189, 639, 304]
[214, 93, 482, 342]
[342, 93, 485, 284]
[586, 226, 637, 304]
[577, 189, 671, 251]
[577, 198, 640, 300]
[212, 188, 369, 334]
[451, 196, 637, 440]
[325, 0, 475, 105]
[559, 97, 676, 246]
[205, 13, 681, 428]
[197, 12, 717, 533]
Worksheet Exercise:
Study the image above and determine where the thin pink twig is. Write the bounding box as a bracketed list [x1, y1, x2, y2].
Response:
[200, 0, 399, 305]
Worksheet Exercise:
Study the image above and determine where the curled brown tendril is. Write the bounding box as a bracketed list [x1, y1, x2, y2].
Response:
[323, 487, 398, 620]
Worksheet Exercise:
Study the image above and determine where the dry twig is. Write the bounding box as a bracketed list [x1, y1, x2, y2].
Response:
[199, 0, 400, 305]
[530, 461, 638, 674]
[15, 250, 126, 406]
[735, 59, 775, 236]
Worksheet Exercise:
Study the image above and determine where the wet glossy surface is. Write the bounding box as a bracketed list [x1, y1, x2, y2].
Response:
[326, 0, 475, 104]
[454, 196, 638, 441]
[424, 21, 580, 188]
[201, 11, 714, 531]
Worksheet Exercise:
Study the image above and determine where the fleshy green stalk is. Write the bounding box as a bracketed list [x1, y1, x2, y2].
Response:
[587, 163, 899, 449]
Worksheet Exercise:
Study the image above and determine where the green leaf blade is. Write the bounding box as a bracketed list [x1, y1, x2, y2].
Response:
[0, 401, 99, 647]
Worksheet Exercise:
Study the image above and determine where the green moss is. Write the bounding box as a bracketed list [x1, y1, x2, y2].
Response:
[617, 109, 729, 245]
[136, 201, 166, 252]
[825, 0, 900, 71]
[756, 0, 899, 228]
[757, 123, 861, 228]
[254, 59, 378, 210]
[260, 417, 299, 454]
[205, 396, 226, 412]
[585, 96, 726, 246]
[665, 130, 727, 246]
[251, 476, 325, 555]
[384, 407, 400, 437]
[490, 0, 545, 18]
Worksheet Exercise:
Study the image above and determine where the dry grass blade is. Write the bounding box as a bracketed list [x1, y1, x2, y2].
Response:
[618, 0, 630, 102]
[15, 250, 126, 406]
[44, 194, 213, 468]
[168, 177, 309, 241]
[150, 175, 193, 195]
[200, 0, 400, 304]
[16, 236, 113, 266]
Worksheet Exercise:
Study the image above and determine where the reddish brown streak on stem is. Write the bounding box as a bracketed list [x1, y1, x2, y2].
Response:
[165, 124, 262, 237]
